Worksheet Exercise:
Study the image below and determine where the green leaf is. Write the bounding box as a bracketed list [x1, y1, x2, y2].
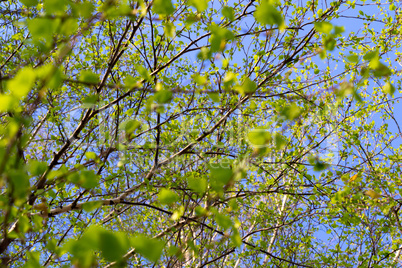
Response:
[79, 70, 99, 84]
[323, 36, 336, 51]
[187, 176, 207, 194]
[71, 1, 95, 18]
[346, 54, 359, 63]
[68, 170, 99, 189]
[308, 156, 328, 172]
[189, 0, 208, 12]
[363, 50, 379, 61]
[223, 72, 237, 89]
[222, 6, 235, 21]
[124, 75, 141, 88]
[82, 201, 103, 212]
[195, 206, 207, 216]
[274, 132, 286, 150]
[231, 229, 242, 247]
[18, 215, 30, 234]
[209, 25, 235, 52]
[9, 169, 30, 201]
[207, 92, 220, 102]
[60, 18, 79, 36]
[44, 0, 68, 15]
[280, 103, 301, 120]
[372, 63, 392, 77]
[131, 235, 164, 262]
[163, 22, 176, 38]
[20, 0, 38, 7]
[314, 21, 333, 34]
[197, 47, 212, 60]
[153, 0, 174, 16]
[335, 81, 354, 99]
[247, 128, 271, 147]
[63, 226, 129, 266]
[80, 170, 99, 189]
[192, 73, 208, 85]
[383, 81, 395, 96]
[135, 65, 152, 82]
[215, 212, 233, 230]
[234, 77, 257, 95]
[209, 164, 233, 191]
[0, 95, 17, 112]
[27, 18, 59, 44]
[27, 160, 48, 177]
[36, 64, 64, 89]
[334, 26, 344, 35]
[158, 188, 179, 205]
[6, 67, 36, 99]
[21, 251, 41, 268]
[85, 152, 98, 160]
[123, 119, 141, 141]
[254, 1, 285, 28]
[154, 90, 172, 104]
[82, 94, 99, 108]
[98, 230, 130, 262]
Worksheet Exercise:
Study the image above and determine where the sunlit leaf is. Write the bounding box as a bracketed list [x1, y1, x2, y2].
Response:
[254, 1, 285, 29]
[189, 0, 208, 12]
[131, 235, 164, 262]
[158, 188, 179, 205]
[153, 0, 174, 15]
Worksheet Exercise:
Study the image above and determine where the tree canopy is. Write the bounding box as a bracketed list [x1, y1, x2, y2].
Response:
[1, 0, 402, 267]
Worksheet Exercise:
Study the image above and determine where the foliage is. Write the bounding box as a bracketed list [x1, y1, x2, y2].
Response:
[1, 0, 402, 266]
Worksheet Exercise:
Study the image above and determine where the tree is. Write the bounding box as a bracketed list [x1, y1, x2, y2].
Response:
[1, 0, 402, 266]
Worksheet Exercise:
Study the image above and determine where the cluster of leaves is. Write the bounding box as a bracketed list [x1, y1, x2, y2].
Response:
[1, 0, 402, 267]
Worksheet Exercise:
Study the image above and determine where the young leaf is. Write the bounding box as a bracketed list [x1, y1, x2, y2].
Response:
[234, 77, 257, 95]
[254, 1, 285, 29]
[153, 0, 174, 15]
[189, 0, 208, 12]
[131, 235, 164, 262]
[314, 21, 333, 34]
[158, 188, 179, 205]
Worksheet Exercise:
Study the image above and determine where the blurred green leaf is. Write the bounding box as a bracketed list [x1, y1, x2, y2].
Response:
[44, 0, 68, 15]
[280, 103, 301, 120]
[20, 0, 38, 7]
[79, 70, 99, 84]
[153, 0, 174, 15]
[222, 6, 235, 21]
[189, 0, 208, 12]
[131, 235, 164, 262]
[187, 176, 207, 194]
[68, 170, 99, 189]
[383, 81, 395, 96]
[247, 127, 271, 147]
[82, 201, 102, 212]
[163, 22, 176, 38]
[315, 21, 333, 34]
[254, 1, 285, 29]
[209, 164, 233, 191]
[274, 132, 286, 150]
[235, 77, 257, 95]
[6, 67, 36, 99]
[155, 90, 172, 104]
[209, 25, 234, 52]
[372, 63, 392, 77]
[158, 188, 179, 205]
[27, 160, 48, 177]
[135, 65, 152, 82]
[27, 18, 59, 44]
[99, 230, 130, 262]
[215, 212, 233, 230]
